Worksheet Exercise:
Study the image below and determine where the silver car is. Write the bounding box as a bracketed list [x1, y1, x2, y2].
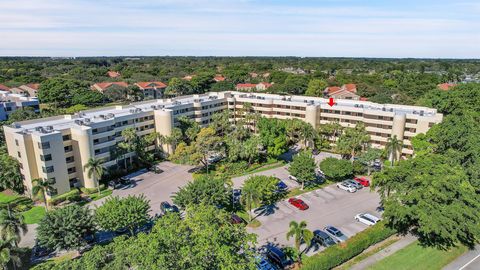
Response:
[324, 226, 348, 243]
[345, 179, 363, 190]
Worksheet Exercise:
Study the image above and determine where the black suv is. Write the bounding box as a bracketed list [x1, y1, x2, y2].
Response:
[265, 245, 292, 268]
[312, 230, 336, 247]
[160, 201, 179, 215]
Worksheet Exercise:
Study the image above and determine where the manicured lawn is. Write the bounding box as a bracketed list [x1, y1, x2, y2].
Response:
[89, 189, 113, 201]
[236, 210, 261, 228]
[22, 206, 46, 224]
[368, 241, 467, 270]
[0, 192, 20, 203]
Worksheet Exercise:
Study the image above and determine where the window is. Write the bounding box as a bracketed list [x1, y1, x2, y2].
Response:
[15, 139, 19, 146]
[38, 142, 50, 149]
[69, 178, 79, 188]
[64, 145, 73, 152]
[42, 166, 54, 173]
[19, 163, 23, 169]
[46, 188, 58, 196]
[67, 167, 76, 174]
[62, 135, 71, 141]
[40, 154, 52, 161]
[66, 156, 74, 163]
[17, 151, 21, 158]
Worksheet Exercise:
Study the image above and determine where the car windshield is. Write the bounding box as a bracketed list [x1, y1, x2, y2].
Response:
[363, 216, 375, 223]
[334, 231, 344, 237]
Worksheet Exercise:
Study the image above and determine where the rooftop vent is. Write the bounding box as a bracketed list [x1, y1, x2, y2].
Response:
[107, 113, 115, 118]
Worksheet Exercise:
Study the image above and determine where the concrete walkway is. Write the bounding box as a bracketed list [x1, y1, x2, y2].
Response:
[349, 234, 417, 270]
[443, 245, 480, 270]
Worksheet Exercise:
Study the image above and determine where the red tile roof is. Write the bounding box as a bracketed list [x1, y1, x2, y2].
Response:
[344, 83, 357, 93]
[360, 97, 369, 101]
[107, 71, 121, 78]
[236, 83, 257, 89]
[25, 83, 40, 90]
[437, 83, 456, 91]
[0, 84, 10, 91]
[214, 76, 225, 82]
[135, 82, 167, 89]
[325, 86, 341, 94]
[93, 82, 128, 91]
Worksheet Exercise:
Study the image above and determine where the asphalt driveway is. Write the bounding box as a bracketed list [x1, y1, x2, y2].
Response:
[248, 183, 381, 256]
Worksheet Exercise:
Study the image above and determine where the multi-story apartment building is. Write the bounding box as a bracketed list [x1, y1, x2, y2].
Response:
[3, 91, 442, 197]
[0, 90, 40, 121]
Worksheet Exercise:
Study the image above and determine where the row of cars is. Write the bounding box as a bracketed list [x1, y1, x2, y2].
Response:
[336, 177, 370, 193]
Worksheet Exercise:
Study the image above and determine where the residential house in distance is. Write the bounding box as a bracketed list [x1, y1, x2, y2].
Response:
[236, 83, 257, 91]
[183, 75, 194, 81]
[249, 72, 258, 78]
[135, 82, 167, 99]
[324, 84, 360, 100]
[107, 71, 121, 78]
[91, 82, 129, 92]
[0, 83, 10, 92]
[213, 75, 225, 82]
[0, 90, 40, 121]
[10, 84, 40, 97]
[437, 83, 457, 91]
[236, 82, 273, 91]
[256, 82, 273, 91]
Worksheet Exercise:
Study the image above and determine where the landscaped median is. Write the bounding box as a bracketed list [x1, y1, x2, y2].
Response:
[302, 222, 396, 270]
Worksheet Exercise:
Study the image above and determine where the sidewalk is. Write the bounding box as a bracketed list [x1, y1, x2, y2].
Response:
[349, 234, 417, 270]
[443, 245, 480, 270]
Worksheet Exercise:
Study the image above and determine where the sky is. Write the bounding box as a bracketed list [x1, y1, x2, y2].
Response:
[0, 0, 479, 58]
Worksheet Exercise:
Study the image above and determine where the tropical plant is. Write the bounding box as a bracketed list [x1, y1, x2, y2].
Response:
[286, 220, 313, 265]
[288, 150, 317, 190]
[0, 209, 27, 246]
[385, 135, 402, 167]
[32, 178, 54, 211]
[83, 157, 104, 195]
[0, 235, 21, 270]
[241, 183, 261, 222]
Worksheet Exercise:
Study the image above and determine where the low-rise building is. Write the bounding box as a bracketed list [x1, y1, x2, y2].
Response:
[324, 84, 360, 100]
[236, 83, 257, 91]
[135, 82, 167, 99]
[0, 91, 40, 121]
[437, 83, 457, 91]
[107, 71, 121, 78]
[10, 84, 40, 97]
[91, 82, 129, 92]
[3, 91, 442, 197]
[213, 75, 225, 82]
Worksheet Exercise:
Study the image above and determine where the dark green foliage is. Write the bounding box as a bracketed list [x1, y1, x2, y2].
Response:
[172, 175, 232, 209]
[302, 222, 395, 270]
[95, 195, 150, 235]
[48, 189, 81, 206]
[288, 150, 317, 189]
[242, 175, 280, 206]
[319, 157, 353, 181]
[37, 205, 96, 251]
[7, 107, 38, 123]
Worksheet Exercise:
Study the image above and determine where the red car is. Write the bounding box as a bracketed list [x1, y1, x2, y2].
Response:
[288, 198, 309, 210]
[354, 177, 370, 187]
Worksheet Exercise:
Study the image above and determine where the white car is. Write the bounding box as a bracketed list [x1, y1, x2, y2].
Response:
[336, 181, 357, 193]
[288, 175, 298, 181]
[355, 213, 381, 226]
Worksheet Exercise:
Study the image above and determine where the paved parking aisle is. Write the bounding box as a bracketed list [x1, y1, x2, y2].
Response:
[231, 165, 299, 189]
[248, 183, 381, 255]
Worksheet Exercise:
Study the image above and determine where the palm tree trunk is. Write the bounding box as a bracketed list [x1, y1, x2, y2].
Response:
[43, 190, 49, 211]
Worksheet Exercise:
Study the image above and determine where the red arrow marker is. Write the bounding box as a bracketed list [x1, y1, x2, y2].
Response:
[328, 97, 335, 107]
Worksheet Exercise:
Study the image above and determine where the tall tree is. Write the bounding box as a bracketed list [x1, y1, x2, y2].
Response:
[32, 178, 54, 211]
[286, 220, 313, 265]
[288, 150, 317, 190]
[385, 135, 402, 167]
[37, 205, 95, 251]
[190, 127, 223, 173]
[83, 157, 104, 195]
[305, 79, 328, 97]
[0, 235, 21, 270]
[95, 195, 151, 236]
[0, 209, 27, 247]
[336, 123, 370, 161]
[172, 175, 231, 209]
[0, 154, 23, 194]
[357, 147, 383, 175]
[241, 183, 261, 222]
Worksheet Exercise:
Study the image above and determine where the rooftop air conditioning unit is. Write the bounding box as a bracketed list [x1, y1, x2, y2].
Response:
[74, 120, 83, 125]
[46, 126, 53, 131]
[107, 113, 115, 118]
[389, 108, 393, 112]
[84, 118, 91, 124]
[420, 110, 424, 116]
[129, 109, 135, 113]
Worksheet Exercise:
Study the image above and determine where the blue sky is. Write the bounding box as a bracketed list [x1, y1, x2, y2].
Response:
[0, 0, 479, 58]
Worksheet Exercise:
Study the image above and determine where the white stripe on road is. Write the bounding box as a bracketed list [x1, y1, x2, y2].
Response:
[458, 252, 480, 270]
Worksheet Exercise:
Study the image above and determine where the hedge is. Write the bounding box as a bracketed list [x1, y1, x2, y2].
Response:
[302, 222, 396, 270]
[80, 184, 106, 195]
[48, 189, 81, 205]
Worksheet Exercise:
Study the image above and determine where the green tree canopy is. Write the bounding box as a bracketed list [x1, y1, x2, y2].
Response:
[37, 205, 95, 251]
[172, 175, 232, 209]
[319, 157, 353, 181]
[288, 150, 317, 190]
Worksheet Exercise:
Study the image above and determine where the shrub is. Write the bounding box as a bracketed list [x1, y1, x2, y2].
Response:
[302, 222, 395, 270]
[319, 157, 353, 181]
[48, 189, 81, 205]
[80, 184, 106, 195]
[352, 160, 366, 175]
[0, 197, 33, 212]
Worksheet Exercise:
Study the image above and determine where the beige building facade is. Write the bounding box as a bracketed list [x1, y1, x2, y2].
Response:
[3, 91, 442, 197]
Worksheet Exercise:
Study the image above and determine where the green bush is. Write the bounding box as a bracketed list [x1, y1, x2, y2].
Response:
[48, 189, 81, 205]
[80, 184, 106, 195]
[353, 160, 366, 175]
[302, 222, 395, 270]
[0, 196, 33, 212]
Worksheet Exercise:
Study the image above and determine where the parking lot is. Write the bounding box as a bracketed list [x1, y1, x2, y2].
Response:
[248, 183, 381, 256]
[90, 161, 194, 215]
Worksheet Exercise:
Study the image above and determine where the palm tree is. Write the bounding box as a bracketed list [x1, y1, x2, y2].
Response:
[386, 135, 402, 167]
[300, 124, 317, 149]
[84, 157, 104, 195]
[32, 178, 54, 211]
[0, 209, 27, 247]
[0, 235, 21, 270]
[286, 220, 313, 265]
[241, 185, 261, 223]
